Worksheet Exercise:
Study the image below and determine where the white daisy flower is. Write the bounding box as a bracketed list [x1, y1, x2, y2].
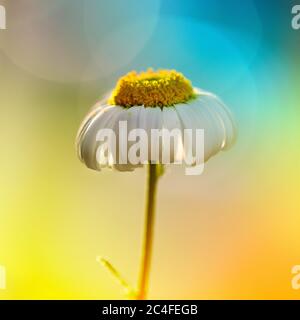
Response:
[76, 69, 237, 300]
[76, 69, 237, 173]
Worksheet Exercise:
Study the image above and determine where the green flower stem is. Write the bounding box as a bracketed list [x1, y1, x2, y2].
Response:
[137, 164, 160, 300]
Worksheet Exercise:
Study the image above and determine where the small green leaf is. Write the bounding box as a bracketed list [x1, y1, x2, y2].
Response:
[97, 256, 137, 298]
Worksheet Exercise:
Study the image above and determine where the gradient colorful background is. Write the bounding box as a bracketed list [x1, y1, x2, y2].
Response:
[0, 0, 299, 299]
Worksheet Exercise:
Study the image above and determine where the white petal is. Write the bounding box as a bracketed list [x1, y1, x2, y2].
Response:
[161, 107, 184, 163]
[76, 103, 110, 154]
[77, 105, 123, 170]
[196, 89, 237, 149]
[111, 106, 142, 171]
[138, 106, 163, 163]
[175, 102, 217, 163]
[188, 96, 225, 158]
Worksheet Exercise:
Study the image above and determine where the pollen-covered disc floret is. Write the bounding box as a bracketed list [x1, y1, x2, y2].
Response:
[108, 69, 196, 107]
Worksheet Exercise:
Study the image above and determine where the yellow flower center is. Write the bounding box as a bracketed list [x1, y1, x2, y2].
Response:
[108, 69, 195, 107]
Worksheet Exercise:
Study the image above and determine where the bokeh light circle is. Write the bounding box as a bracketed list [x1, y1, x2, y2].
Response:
[0, 0, 160, 83]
